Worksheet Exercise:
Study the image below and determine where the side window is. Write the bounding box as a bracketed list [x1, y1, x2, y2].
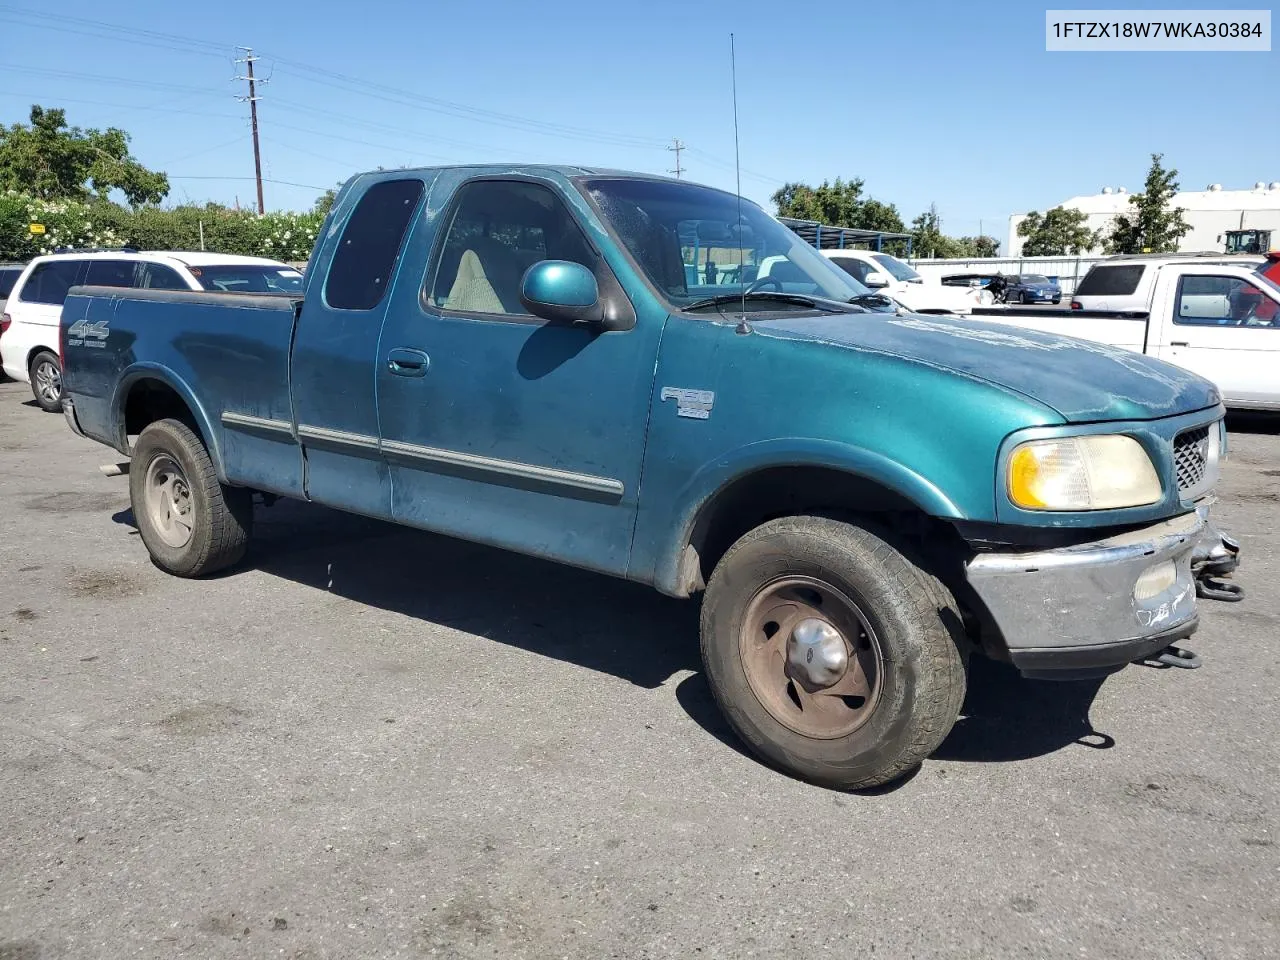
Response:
[324, 178, 425, 311]
[1175, 275, 1278, 327]
[830, 257, 874, 284]
[428, 180, 596, 316]
[84, 259, 138, 288]
[0, 267, 22, 298]
[18, 260, 83, 305]
[138, 263, 189, 290]
[1075, 264, 1144, 296]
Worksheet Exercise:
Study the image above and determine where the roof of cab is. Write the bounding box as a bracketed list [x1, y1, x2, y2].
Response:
[349, 163, 717, 192]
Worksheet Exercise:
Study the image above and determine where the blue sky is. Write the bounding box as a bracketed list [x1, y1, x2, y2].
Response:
[0, 0, 1275, 247]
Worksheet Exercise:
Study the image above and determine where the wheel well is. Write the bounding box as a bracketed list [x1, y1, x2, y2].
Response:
[683, 465, 962, 595]
[27, 345, 55, 370]
[123, 378, 200, 446]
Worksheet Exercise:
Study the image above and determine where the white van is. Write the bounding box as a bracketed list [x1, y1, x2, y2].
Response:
[0, 250, 303, 411]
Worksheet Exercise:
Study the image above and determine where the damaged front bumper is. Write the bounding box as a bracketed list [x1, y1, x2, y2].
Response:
[965, 505, 1242, 680]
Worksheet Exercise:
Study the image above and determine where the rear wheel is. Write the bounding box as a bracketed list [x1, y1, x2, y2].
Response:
[700, 515, 967, 791]
[129, 418, 253, 577]
[29, 350, 63, 412]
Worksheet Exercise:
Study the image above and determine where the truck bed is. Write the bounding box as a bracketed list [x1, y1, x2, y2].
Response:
[61, 285, 302, 493]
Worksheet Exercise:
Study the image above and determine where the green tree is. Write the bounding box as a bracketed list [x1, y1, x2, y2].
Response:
[1103, 153, 1190, 254]
[957, 235, 1000, 257]
[1017, 206, 1099, 256]
[909, 203, 967, 259]
[0, 105, 169, 206]
[772, 178, 905, 234]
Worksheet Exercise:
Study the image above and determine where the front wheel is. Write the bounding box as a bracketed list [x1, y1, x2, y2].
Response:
[129, 418, 253, 577]
[700, 516, 967, 791]
[29, 350, 64, 412]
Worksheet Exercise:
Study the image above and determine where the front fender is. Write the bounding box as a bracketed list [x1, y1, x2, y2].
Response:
[631, 437, 964, 596]
[111, 362, 226, 482]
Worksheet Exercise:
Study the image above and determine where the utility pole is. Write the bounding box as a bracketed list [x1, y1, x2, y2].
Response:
[667, 138, 685, 179]
[234, 47, 266, 214]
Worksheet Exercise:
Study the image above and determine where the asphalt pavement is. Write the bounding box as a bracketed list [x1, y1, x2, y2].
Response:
[1, 377, 1277, 959]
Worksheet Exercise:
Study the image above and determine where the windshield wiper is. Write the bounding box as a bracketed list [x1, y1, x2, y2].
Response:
[684, 291, 840, 312]
[848, 293, 896, 309]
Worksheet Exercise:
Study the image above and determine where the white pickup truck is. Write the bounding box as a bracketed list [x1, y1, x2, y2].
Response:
[978, 260, 1280, 411]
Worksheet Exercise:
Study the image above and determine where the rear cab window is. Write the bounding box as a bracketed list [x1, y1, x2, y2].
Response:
[324, 178, 425, 310]
[1075, 264, 1144, 297]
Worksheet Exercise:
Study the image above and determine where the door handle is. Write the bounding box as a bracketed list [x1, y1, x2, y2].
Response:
[1170, 341, 1189, 347]
[386, 348, 429, 377]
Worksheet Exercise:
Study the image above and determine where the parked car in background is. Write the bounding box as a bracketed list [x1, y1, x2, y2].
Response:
[1071, 252, 1265, 312]
[1003, 273, 1061, 304]
[980, 260, 1280, 410]
[0, 250, 303, 411]
[0, 262, 25, 315]
[820, 249, 979, 314]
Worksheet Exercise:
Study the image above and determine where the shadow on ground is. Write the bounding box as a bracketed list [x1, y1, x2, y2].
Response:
[114, 499, 1113, 775]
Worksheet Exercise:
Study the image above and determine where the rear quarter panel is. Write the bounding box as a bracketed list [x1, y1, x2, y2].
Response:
[61, 287, 301, 492]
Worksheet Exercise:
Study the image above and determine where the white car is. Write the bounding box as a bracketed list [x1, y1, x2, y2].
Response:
[0, 250, 303, 411]
[1071, 252, 1265, 312]
[820, 250, 978, 315]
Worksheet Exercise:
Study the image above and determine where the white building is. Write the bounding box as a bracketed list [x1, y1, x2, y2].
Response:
[1007, 181, 1280, 257]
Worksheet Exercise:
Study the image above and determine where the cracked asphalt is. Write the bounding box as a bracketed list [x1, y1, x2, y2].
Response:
[1, 376, 1277, 959]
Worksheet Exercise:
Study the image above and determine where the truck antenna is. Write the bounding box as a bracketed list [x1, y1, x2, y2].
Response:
[730, 32, 750, 335]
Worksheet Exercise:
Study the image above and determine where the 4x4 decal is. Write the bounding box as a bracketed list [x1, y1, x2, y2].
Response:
[66, 318, 110, 348]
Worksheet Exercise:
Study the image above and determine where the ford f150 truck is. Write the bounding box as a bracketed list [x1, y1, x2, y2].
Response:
[57, 165, 1243, 791]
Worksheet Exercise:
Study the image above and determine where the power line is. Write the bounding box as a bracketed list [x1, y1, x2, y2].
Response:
[233, 47, 266, 215]
[667, 138, 685, 178]
[168, 175, 328, 191]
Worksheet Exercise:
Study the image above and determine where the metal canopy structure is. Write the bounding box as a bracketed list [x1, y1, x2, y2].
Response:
[779, 217, 914, 255]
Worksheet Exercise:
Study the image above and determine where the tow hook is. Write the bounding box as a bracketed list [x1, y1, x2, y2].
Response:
[1191, 530, 1243, 603]
[1138, 645, 1203, 670]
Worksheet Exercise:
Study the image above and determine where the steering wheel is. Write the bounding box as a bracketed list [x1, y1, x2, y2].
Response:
[744, 274, 782, 294]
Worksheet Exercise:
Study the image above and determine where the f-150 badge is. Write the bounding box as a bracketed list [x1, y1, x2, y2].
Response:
[660, 387, 714, 420]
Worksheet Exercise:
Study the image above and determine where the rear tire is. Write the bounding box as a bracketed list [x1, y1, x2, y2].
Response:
[29, 350, 63, 413]
[129, 418, 253, 577]
[700, 515, 967, 791]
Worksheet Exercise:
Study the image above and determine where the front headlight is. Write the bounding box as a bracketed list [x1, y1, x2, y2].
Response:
[1007, 435, 1162, 511]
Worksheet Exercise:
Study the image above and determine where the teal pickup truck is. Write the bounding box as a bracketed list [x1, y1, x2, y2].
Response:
[58, 165, 1243, 790]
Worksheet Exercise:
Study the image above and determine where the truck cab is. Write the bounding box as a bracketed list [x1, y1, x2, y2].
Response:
[57, 164, 1245, 792]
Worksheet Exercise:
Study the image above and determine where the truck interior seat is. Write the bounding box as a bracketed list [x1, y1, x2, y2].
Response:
[445, 248, 505, 314]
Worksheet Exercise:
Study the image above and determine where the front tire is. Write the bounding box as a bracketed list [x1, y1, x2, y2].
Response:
[129, 418, 253, 577]
[29, 350, 63, 412]
[700, 516, 967, 791]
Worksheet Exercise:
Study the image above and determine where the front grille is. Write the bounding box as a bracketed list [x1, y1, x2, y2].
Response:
[1173, 426, 1211, 497]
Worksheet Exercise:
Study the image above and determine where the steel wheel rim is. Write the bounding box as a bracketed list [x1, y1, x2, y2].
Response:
[34, 360, 61, 403]
[739, 576, 884, 740]
[143, 454, 194, 549]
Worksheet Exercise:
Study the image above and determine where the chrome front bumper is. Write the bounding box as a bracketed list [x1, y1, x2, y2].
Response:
[966, 506, 1242, 679]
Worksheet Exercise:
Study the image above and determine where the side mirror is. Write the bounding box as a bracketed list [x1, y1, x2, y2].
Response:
[520, 260, 603, 326]
[864, 273, 889, 288]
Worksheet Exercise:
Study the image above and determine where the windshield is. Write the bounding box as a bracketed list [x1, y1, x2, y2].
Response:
[581, 178, 873, 311]
[1022, 274, 1051, 284]
[190, 263, 305, 293]
[871, 254, 921, 282]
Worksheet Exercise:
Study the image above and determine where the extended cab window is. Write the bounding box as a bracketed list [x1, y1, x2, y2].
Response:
[84, 259, 137, 287]
[428, 180, 595, 316]
[1175, 274, 1280, 327]
[324, 178, 424, 310]
[18, 260, 83, 305]
[1076, 264, 1143, 296]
